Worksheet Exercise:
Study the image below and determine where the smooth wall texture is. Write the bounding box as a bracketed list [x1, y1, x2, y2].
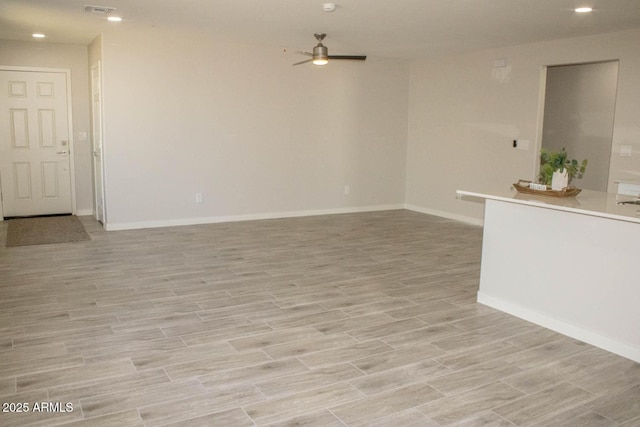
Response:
[6, 27, 639, 228]
[406, 29, 640, 223]
[99, 28, 410, 229]
[0, 40, 93, 215]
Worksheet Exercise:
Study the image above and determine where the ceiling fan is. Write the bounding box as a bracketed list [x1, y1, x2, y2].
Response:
[293, 33, 367, 66]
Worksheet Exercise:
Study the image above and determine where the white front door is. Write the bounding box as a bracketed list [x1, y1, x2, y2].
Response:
[0, 70, 73, 217]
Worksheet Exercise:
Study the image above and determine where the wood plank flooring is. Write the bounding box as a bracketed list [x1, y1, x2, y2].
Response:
[0, 210, 639, 426]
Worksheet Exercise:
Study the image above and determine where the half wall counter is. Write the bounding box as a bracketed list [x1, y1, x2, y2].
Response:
[457, 187, 640, 363]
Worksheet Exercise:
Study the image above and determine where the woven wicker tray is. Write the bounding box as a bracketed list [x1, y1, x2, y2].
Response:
[513, 180, 582, 197]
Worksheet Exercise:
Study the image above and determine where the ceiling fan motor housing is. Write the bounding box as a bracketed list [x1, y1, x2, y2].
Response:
[313, 44, 328, 61]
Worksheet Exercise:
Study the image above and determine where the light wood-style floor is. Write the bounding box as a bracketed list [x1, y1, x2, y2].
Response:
[1, 210, 639, 426]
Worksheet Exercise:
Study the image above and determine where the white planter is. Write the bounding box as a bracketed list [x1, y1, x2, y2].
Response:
[551, 169, 569, 190]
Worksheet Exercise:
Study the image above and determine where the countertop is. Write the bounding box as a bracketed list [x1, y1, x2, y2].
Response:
[456, 187, 640, 224]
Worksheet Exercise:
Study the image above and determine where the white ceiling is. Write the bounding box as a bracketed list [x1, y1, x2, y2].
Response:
[2, 0, 640, 59]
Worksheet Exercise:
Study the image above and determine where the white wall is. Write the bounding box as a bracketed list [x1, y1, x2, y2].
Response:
[406, 29, 640, 223]
[99, 29, 410, 229]
[0, 40, 94, 215]
[6, 27, 639, 228]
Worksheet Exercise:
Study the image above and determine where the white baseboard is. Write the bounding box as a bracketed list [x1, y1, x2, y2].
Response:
[105, 204, 405, 231]
[404, 204, 483, 226]
[478, 292, 640, 364]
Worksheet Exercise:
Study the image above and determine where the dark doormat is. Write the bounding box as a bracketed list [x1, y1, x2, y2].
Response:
[5, 215, 90, 247]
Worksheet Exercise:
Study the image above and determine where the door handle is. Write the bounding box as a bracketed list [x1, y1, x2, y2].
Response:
[57, 151, 68, 155]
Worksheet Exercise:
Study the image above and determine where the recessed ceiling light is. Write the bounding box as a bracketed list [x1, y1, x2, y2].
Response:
[32, 33, 46, 38]
[107, 16, 122, 22]
[323, 3, 336, 12]
[575, 7, 593, 13]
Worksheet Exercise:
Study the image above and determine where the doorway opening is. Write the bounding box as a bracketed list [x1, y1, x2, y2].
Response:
[539, 60, 619, 191]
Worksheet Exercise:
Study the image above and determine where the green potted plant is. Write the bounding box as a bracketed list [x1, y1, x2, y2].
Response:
[539, 147, 588, 190]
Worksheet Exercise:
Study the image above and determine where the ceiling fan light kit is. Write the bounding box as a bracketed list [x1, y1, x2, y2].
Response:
[312, 39, 329, 65]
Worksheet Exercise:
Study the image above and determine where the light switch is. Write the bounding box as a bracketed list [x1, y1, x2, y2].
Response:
[78, 132, 88, 141]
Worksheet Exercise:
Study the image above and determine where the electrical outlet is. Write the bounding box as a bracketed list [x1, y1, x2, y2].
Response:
[195, 193, 203, 203]
[620, 145, 632, 156]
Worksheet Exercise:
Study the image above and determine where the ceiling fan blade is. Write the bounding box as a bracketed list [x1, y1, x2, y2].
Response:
[292, 58, 313, 66]
[296, 50, 313, 57]
[328, 55, 367, 61]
